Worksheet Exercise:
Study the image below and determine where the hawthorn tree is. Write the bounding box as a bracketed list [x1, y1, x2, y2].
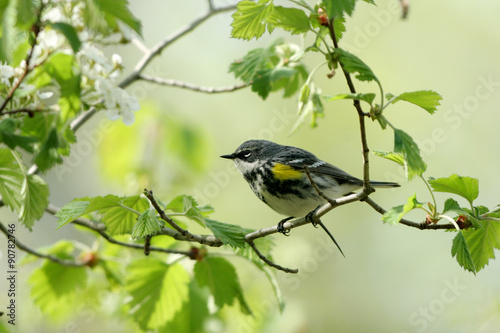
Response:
[0, 0, 498, 332]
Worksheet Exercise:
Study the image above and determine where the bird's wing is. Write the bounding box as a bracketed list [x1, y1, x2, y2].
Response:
[279, 148, 363, 185]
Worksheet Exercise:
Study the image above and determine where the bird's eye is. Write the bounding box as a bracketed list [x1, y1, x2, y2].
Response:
[239, 150, 251, 159]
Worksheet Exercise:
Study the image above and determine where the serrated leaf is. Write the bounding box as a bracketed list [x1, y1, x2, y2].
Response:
[323, 0, 356, 19]
[55, 199, 90, 229]
[462, 220, 500, 272]
[387, 90, 442, 114]
[267, 6, 310, 34]
[451, 231, 476, 274]
[231, 1, 274, 40]
[0, 118, 37, 152]
[334, 48, 378, 82]
[394, 128, 426, 180]
[126, 258, 190, 330]
[29, 241, 87, 319]
[443, 198, 462, 214]
[373, 150, 404, 166]
[428, 174, 479, 205]
[50, 22, 81, 53]
[166, 195, 205, 227]
[19, 174, 49, 230]
[131, 208, 162, 240]
[382, 193, 422, 225]
[84, 194, 149, 235]
[33, 127, 64, 171]
[204, 219, 248, 248]
[229, 44, 276, 83]
[194, 257, 251, 314]
[326, 92, 376, 105]
[0, 148, 23, 212]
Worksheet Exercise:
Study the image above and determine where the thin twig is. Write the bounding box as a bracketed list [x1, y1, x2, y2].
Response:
[303, 166, 337, 207]
[327, 19, 373, 191]
[45, 204, 192, 255]
[0, 221, 86, 267]
[144, 189, 212, 245]
[363, 197, 456, 230]
[119, 3, 237, 89]
[248, 240, 298, 273]
[138, 74, 249, 94]
[0, 9, 42, 113]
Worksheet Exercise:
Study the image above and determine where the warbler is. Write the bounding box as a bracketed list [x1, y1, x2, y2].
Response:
[221, 140, 400, 254]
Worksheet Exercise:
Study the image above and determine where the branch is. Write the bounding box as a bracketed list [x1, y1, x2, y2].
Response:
[119, 3, 238, 89]
[138, 74, 249, 94]
[45, 204, 192, 255]
[363, 197, 456, 230]
[0, 220, 86, 267]
[248, 240, 298, 273]
[327, 19, 372, 190]
[0, 7, 43, 114]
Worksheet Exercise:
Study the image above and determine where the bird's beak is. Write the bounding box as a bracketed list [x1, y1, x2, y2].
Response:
[220, 153, 236, 160]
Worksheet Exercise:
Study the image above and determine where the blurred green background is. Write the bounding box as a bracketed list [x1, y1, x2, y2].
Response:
[3, 0, 500, 332]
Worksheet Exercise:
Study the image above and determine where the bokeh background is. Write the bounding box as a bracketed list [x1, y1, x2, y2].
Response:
[2, 0, 500, 332]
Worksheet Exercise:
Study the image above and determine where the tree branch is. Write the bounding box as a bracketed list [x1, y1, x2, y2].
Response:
[119, 3, 238, 89]
[45, 204, 193, 255]
[363, 197, 456, 230]
[327, 19, 373, 191]
[0, 6, 43, 114]
[248, 240, 298, 273]
[138, 74, 249, 94]
[0, 220, 86, 267]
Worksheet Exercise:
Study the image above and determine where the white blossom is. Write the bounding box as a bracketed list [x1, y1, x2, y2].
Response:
[0, 63, 15, 86]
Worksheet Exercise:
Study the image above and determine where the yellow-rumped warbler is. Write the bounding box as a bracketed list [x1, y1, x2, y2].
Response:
[221, 140, 400, 254]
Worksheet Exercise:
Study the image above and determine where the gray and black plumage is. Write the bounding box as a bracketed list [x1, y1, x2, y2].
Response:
[221, 140, 400, 255]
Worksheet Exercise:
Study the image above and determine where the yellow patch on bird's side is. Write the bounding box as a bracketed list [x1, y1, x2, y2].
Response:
[271, 163, 303, 180]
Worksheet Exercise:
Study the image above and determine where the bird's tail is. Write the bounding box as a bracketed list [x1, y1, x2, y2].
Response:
[369, 181, 400, 188]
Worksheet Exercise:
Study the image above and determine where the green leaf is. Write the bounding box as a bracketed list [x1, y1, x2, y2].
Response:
[0, 148, 23, 212]
[386, 90, 442, 114]
[50, 22, 81, 53]
[16, 0, 37, 29]
[382, 193, 422, 225]
[428, 174, 479, 205]
[231, 1, 274, 40]
[29, 241, 87, 319]
[0, 118, 37, 152]
[194, 257, 251, 314]
[43, 53, 81, 121]
[204, 219, 248, 248]
[126, 258, 190, 330]
[462, 220, 500, 272]
[394, 128, 426, 180]
[131, 208, 162, 240]
[451, 231, 476, 274]
[267, 6, 310, 34]
[33, 127, 64, 171]
[19, 174, 49, 230]
[443, 198, 462, 214]
[373, 150, 404, 166]
[323, 0, 356, 19]
[333, 16, 346, 40]
[85, 194, 149, 235]
[166, 195, 205, 227]
[229, 46, 274, 83]
[165, 281, 210, 333]
[55, 200, 90, 229]
[326, 92, 376, 105]
[84, 0, 142, 35]
[334, 48, 379, 83]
